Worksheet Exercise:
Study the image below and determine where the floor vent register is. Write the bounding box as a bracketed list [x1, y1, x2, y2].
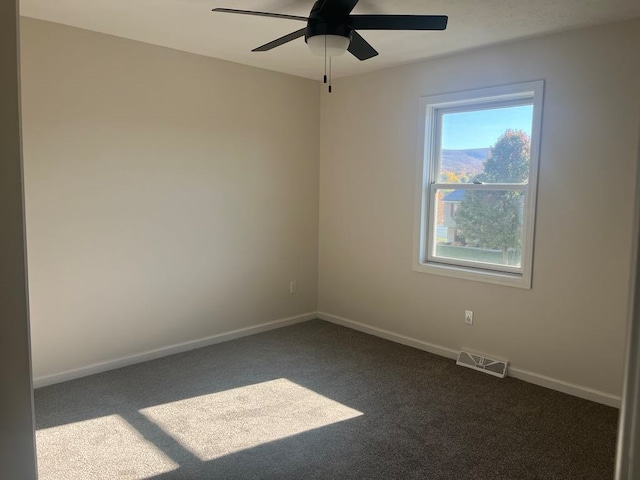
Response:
[456, 350, 508, 378]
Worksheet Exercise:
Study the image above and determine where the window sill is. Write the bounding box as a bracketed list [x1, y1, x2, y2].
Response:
[413, 261, 532, 289]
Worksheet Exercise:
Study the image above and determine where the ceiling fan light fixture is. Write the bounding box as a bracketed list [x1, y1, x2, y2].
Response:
[307, 34, 350, 57]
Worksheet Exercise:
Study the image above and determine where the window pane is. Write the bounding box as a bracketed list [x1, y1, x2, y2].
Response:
[433, 188, 524, 268]
[439, 105, 533, 184]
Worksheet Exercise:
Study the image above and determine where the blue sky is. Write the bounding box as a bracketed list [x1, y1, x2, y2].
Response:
[441, 105, 533, 150]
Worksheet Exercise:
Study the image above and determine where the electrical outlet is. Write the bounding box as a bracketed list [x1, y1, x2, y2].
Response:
[464, 310, 473, 325]
[289, 281, 297, 294]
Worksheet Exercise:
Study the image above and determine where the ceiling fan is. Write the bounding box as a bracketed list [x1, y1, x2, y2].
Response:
[212, 0, 448, 61]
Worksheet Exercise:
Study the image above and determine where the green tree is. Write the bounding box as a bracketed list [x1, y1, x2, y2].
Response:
[454, 130, 530, 264]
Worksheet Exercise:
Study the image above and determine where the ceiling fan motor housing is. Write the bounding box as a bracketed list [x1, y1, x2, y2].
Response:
[305, 0, 353, 44]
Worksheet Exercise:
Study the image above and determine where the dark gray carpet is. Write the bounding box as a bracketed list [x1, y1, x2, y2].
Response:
[35, 319, 619, 479]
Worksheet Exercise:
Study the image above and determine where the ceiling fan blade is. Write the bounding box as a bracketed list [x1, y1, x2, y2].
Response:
[332, 0, 360, 15]
[212, 8, 308, 22]
[252, 28, 307, 52]
[313, 0, 359, 18]
[349, 15, 448, 30]
[348, 31, 378, 61]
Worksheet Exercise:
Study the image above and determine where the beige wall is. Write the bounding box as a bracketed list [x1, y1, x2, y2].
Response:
[20, 18, 320, 381]
[0, 2, 37, 479]
[319, 19, 640, 398]
[20, 15, 640, 401]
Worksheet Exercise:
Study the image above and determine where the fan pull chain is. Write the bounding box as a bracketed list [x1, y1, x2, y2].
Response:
[323, 35, 327, 84]
[328, 56, 332, 93]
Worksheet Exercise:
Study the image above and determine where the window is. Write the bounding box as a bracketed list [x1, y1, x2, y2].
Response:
[413, 81, 544, 288]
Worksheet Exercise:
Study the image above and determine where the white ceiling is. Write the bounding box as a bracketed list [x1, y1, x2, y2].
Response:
[20, 0, 640, 80]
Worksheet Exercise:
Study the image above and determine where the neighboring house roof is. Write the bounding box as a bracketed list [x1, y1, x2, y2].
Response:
[443, 189, 466, 202]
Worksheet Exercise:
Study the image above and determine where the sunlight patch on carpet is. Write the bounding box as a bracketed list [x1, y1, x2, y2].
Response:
[36, 414, 179, 480]
[140, 378, 363, 461]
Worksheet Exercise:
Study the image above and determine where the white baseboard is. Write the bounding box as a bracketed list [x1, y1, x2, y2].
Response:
[33, 312, 317, 389]
[507, 367, 621, 407]
[34, 310, 623, 408]
[317, 311, 621, 408]
[317, 312, 460, 360]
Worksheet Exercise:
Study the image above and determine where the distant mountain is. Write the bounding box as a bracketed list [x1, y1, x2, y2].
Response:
[441, 148, 489, 177]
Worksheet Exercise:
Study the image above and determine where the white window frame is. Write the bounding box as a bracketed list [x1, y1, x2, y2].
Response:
[413, 81, 544, 288]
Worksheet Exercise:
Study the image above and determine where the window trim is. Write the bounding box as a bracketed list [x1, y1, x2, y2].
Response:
[412, 81, 544, 289]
